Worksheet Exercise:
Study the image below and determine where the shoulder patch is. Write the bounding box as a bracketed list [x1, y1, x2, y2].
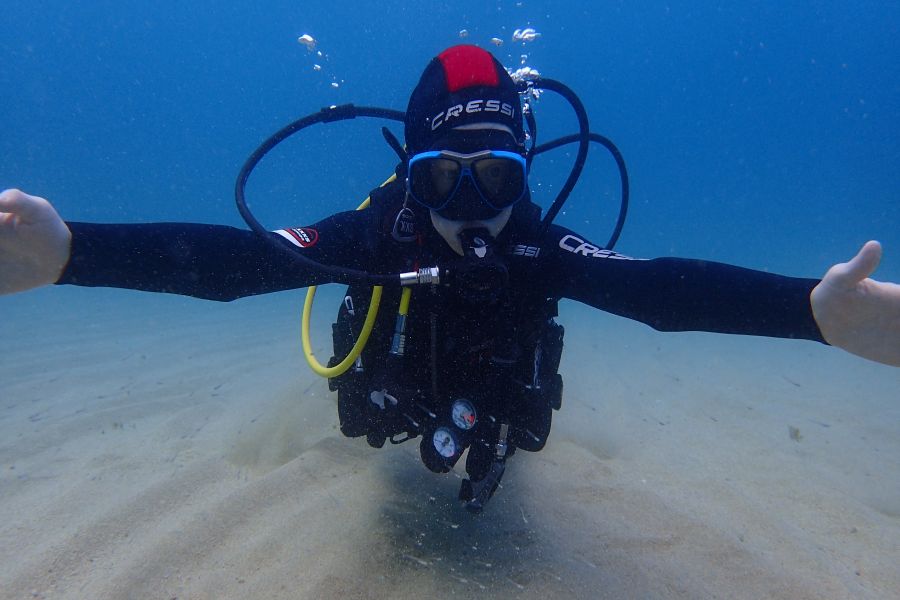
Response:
[276, 227, 319, 248]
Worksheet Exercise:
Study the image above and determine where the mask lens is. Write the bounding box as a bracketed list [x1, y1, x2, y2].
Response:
[472, 157, 525, 208]
[408, 151, 526, 212]
[409, 157, 461, 209]
[429, 158, 461, 200]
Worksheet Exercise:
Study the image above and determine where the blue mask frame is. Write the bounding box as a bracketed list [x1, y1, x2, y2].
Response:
[406, 150, 528, 213]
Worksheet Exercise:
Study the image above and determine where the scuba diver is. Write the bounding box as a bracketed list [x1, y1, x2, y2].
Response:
[1, 45, 898, 512]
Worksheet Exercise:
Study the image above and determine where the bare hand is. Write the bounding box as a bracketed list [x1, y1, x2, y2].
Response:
[811, 241, 900, 367]
[0, 189, 72, 295]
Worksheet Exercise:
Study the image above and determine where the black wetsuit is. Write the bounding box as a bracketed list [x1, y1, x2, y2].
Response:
[58, 179, 822, 341]
[56, 178, 824, 498]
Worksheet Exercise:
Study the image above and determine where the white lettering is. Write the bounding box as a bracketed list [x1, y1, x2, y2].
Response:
[428, 99, 518, 134]
[510, 244, 541, 258]
[558, 234, 637, 260]
[574, 241, 601, 256]
[559, 234, 580, 252]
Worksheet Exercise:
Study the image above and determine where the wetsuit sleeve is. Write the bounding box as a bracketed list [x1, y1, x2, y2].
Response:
[540, 226, 825, 342]
[56, 209, 377, 301]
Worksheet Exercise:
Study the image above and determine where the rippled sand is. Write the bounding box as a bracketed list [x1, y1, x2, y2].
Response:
[2, 286, 898, 599]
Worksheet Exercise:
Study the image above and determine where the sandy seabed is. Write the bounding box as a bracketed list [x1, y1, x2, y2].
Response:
[1, 285, 898, 600]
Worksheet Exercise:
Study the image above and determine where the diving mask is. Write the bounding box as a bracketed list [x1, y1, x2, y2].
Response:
[406, 150, 527, 218]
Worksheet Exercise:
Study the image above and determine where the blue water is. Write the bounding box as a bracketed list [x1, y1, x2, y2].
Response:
[2, 1, 898, 278]
[2, 4, 899, 597]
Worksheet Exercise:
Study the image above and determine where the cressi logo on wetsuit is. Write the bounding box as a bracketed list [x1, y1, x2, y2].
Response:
[559, 234, 634, 260]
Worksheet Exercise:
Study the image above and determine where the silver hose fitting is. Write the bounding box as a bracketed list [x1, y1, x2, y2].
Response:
[400, 266, 440, 286]
[390, 314, 408, 356]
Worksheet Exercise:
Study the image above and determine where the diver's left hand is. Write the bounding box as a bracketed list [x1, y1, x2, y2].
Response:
[811, 241, 900, 367]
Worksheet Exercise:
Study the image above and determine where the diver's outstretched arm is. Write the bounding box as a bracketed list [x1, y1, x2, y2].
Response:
[812, 241, 900, 367]
[0, 189, 71, 295]
[544, 224, 899, 367]
[1, 188, 376, 301]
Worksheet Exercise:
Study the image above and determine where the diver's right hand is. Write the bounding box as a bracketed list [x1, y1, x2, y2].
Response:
[0, 189, 72, 295]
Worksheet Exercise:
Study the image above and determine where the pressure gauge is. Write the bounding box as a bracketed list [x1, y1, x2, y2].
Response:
[432, 427, 458, 459]
[451, 399, 477, 430]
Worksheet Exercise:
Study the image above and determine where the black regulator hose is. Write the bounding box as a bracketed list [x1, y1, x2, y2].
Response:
[523, 103, 539, 174]
[532, 133, 629, 251]
[235, 104, 406, 286]
[521, 78, 591, 235]
[235, 87, 627, 279]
